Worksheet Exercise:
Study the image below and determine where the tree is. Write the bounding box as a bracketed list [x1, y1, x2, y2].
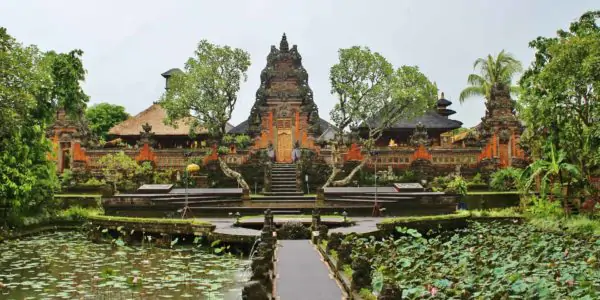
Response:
[324, 46, 436, 187]
[159, 40, 251, 190]
[86, 103, 130, 139]
[0, 27, 89, 224]
[96, 151, 139, 193]
[459, 50, 523, 103]
[518, 11, 600, 196]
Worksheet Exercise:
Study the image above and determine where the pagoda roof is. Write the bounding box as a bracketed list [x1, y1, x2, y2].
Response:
[229, 118, 334, 134]
[108, 104, 233, 136]
[364, 111, 463, 131]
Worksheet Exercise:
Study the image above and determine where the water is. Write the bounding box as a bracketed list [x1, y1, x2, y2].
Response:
[0, 232, 249, 299]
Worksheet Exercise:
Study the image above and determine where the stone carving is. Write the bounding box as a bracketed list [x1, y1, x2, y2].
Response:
[274, 102, 292, 118]
[498, 128, 512, 144]
[409, 122, 431, 147]
[138, 122, 156, 146]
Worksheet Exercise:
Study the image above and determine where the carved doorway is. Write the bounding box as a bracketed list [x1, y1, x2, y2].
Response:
[276, 118, 293, 163]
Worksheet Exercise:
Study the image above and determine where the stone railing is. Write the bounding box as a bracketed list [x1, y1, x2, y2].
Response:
[242, 210, 277, 300]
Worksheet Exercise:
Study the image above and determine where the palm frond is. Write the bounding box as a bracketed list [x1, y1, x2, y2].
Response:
[458, 86, 485, 103]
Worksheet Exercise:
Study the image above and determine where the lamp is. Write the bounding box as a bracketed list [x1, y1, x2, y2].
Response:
[181, 163, 201, 218]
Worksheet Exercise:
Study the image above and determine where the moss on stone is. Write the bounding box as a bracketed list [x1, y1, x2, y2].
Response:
[89, 215, 212, 226]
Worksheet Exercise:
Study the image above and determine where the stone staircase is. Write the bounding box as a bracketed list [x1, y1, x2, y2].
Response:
[270, 163, 299, 194]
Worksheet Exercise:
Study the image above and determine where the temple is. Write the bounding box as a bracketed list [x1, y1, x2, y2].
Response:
[48, 33, 528, 183]
[229, 33, 332, 162]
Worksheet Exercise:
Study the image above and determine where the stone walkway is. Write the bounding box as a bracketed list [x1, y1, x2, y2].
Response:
[275, 240, 345, 300]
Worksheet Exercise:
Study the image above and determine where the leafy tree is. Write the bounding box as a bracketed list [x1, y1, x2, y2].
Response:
[0, 27, 88, 224]
[97, 151, 139, 193]
[324, 46, 436, 187]
[518, 11, 600, 196]
[159, 40, 251, 190]
[459, 50, 523, 103]
[86, 103, 129, 139]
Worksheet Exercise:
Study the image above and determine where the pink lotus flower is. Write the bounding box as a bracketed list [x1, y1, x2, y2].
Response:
[564, 249, 569, 258]
[566, 279, 574, 287]
[430, 287, 438, 296]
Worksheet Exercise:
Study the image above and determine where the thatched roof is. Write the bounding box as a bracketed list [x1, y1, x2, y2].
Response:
[108, 104, 232, 136]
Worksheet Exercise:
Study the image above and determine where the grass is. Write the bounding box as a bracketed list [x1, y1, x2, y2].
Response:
[381, 208, 523, 224]
[380, 211, 470, 224]
[250, 194, 316, 198]
[342, 264, 353, 278]
[529, 215, 600, 236]
[239, 214, 344, 221]
[88, 215, 213, 226]
[467, 191, 521, 195]
[54, 194, 102, 198]
[359, 288, 377, 300]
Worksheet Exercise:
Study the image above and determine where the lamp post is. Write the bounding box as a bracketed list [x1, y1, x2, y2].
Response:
[181, 163, 200, 218]
[371, 151, 380, 217]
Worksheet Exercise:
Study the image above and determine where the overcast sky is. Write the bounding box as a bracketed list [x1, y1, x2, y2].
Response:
[1, 1, 597, 128]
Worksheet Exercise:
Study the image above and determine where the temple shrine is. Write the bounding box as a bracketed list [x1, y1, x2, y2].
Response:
[47, 34, 528, 181]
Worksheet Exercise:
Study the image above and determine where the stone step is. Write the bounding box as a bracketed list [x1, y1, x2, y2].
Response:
[262, 192, 305, 196]
[256, 195, 316, 201]
[271, 175, 296, 179]
[272, 183, 297, 187]
[271, 189, 299, 193]
[271, 171, 296, 175]
[337, 195, 416, 200]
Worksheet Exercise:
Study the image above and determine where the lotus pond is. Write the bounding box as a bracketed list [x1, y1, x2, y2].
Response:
[350, 221, 600, 299]
[0, 232, 248, 299]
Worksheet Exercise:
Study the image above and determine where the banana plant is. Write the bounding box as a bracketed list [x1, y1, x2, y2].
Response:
[520, 144, 581, 200]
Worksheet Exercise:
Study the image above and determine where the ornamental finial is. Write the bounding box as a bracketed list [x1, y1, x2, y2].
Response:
[280, 33, 289, 52]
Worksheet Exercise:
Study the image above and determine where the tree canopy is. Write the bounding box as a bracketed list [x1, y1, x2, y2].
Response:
[0, 27, 89, 224]
[325, 46, 436, 187]
[160, 40, 251, 139]
[86, 103, 130, 140]
[159, 40, 251, 190]
[518, 10, 600, 196]
[459, 50, 523, 103]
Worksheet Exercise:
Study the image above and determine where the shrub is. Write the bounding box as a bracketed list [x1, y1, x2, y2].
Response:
[234, 134, 252, 149]
[524, 196, 563, 218]
[490, 167, 523, 191]
[277, 222, 311, 240]
[445, 176, 468, 196]
[471, 173, 484, 184]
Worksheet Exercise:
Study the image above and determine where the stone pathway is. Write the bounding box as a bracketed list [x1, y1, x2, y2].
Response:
[275, 240, 345, 300]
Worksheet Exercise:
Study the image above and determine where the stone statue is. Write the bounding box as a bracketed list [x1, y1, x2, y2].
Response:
[292, 140, 301, 163]
[267, 142, 275, 162]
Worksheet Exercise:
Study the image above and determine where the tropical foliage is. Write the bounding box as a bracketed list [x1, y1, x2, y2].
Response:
[348, 222, 600, 299]
[459, 50, 522, 103]
[325, 46, 436, 187]
[518, 11, 600, 201]
[159, 40, 251, 190]
[490, 167, 523, 191]
[521, 145, 581, 199]
[86, 103, 129, 139]
[0, 27, 88, 225]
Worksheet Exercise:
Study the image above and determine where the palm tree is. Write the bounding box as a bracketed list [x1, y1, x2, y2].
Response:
[459, 50, 523, 103]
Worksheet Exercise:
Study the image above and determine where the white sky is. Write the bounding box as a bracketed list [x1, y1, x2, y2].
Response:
[1, 0, 597, 128]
